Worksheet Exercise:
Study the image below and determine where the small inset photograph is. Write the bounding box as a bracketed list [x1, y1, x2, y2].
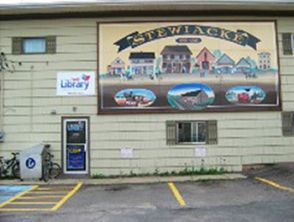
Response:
[114, 88, 156, 107]
[225, 86, 266, 104]
[167, 83, 215, 110]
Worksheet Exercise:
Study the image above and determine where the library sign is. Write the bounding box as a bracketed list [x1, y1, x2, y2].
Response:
[57, 71, 96, 96]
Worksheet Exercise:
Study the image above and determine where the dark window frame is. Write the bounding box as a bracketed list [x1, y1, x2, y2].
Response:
[282, 112, 294, 136]
[292, 33, 294, 53]
[22, 37, 47, 54]
[176, 121, 207, 145]
[12, 36, 56, 55]
[282, 33, 294, 56]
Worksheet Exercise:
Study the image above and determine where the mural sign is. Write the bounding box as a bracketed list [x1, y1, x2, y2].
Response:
[98, 21, 280, 113]
[57, 71, 96, 96]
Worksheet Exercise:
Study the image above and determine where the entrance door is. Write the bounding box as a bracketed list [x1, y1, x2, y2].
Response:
[62, 117, 89, 175]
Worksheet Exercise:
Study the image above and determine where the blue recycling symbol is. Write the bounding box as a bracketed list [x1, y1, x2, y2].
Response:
[26, 158, 36, 169]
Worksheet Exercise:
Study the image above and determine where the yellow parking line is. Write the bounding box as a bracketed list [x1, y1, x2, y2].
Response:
[0, 183, 82, 212]
[30, 191, 69, 194]
[255, 177, 294, 192]
[37, 188, 52, 191]
[18, 195, 64, 199]
[9, 202, 58, 205]
[37, 188, 73, 191]
[0, 185, 39, 209]
[168, 182, 186, 207]
[0, 208, 55, 212]
[51, 182, 83, 211]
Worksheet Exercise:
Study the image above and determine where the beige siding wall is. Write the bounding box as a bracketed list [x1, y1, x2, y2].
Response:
[0, 17, 294, 175]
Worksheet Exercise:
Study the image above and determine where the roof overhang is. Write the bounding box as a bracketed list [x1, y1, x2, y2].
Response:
[1, 1, 294, 19]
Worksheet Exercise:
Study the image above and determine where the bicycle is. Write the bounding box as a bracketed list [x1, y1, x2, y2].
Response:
[0, 152, 20, 178]
[42, 151, 62, 182]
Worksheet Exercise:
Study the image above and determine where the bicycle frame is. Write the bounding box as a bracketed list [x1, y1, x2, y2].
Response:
[0, 153, 19, 177]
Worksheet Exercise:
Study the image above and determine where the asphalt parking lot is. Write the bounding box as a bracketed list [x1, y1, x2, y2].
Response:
[0, 163, 293, 222]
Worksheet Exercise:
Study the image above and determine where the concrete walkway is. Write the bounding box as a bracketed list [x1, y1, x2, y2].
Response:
[0, 173, 246, 185]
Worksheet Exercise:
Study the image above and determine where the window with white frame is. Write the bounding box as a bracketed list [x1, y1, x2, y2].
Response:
[177, 122, 206, 144]
[166, 120, 217, 145]
[23, 38, 46, 54]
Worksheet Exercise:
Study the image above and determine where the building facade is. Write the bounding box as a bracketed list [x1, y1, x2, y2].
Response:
[195, 47, 215, 72]
[215, 53, 235, 74]
[0, 1, 294, 177]
[129, 52, 155, 77]
[161, 45, 192, 74]
[107, 57, 125, 76]
[235, 58, 252, 74]
[258, 52, 271, 70]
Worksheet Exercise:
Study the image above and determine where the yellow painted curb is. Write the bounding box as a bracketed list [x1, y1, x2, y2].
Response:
[51, 182, 83, 211]
[0, 185, 39, 209]
[255, 177, 294, 192]
[168, 182, 186, 206]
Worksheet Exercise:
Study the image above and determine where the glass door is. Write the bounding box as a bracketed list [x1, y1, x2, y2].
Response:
[62, 117, 89, 174]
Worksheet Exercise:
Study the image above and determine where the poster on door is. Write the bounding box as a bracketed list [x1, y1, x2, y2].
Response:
[66, 121, 86, 144]
[98, 21, 280, 114]
[66, 145, 86, 171]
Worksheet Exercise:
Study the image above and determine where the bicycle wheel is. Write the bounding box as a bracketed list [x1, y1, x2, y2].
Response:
[49, 163, 62, 179]
[12, 162, 20, 178]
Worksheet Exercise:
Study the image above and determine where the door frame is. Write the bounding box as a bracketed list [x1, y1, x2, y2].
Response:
[61, 116, 90, 175]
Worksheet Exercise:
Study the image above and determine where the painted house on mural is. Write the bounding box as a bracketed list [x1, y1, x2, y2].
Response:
[258, 52, 272, 70]
[129, 52, 155, 77]
[215, 53, 235, 74]
[235, 58, 252, 74]
[161, 45, 192, 74]
[0, 0, 294, 177]
[107, 57, 125, 76]
[195, 47, 215, 72]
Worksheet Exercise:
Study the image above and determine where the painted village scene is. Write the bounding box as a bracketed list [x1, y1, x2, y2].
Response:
[99, 23, 280, 113]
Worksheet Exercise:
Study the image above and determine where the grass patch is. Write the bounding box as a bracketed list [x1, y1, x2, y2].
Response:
[92, 167, 227, 179]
